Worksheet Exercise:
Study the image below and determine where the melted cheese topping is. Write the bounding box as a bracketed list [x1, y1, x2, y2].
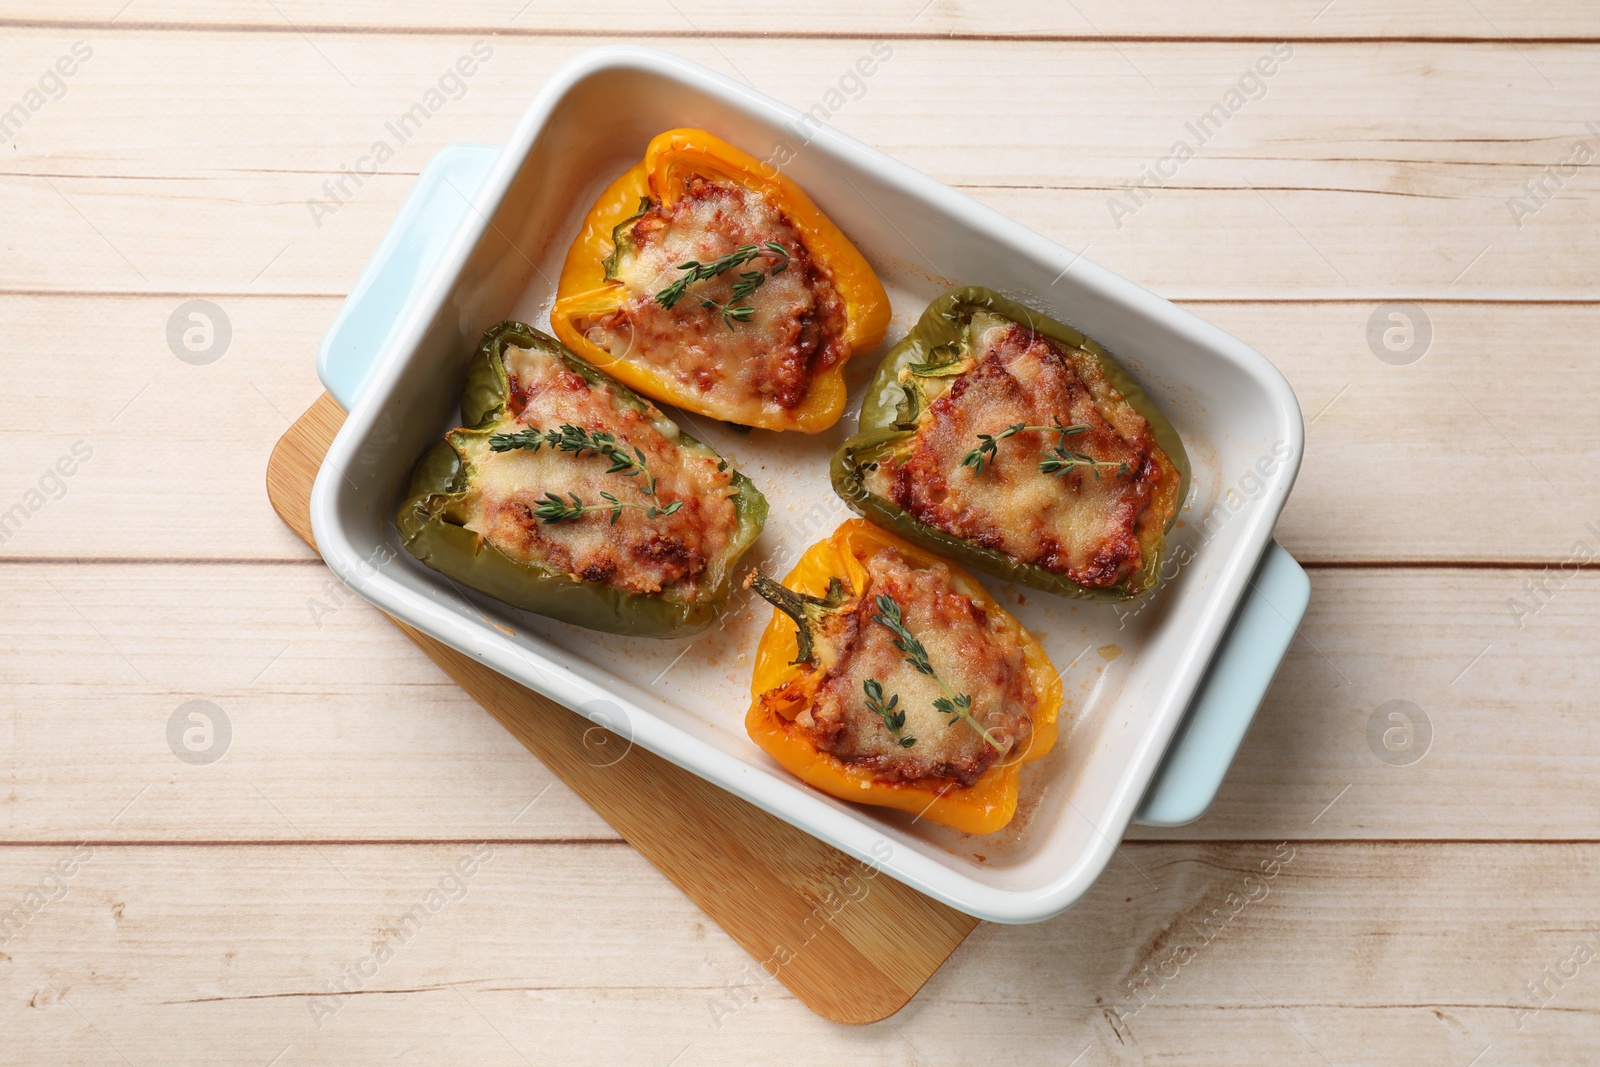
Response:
[587, 178, 849, 422]
[795, 548, 1036, 787]
[452, 345, 740, 600]
[864, 315, 1175, 588]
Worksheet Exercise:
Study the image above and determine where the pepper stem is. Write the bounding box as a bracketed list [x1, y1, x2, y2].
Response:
[743, 570, 848, 665]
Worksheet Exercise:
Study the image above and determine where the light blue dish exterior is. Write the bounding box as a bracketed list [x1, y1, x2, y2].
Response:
[317, 144, 500, 412]
[1135, 541, 1308, 825]
[317, 142, 1309, 830]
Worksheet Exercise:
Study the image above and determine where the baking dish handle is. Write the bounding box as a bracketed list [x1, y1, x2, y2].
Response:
[1133, 540, 1308, 827]
[317, 143, 501, 409]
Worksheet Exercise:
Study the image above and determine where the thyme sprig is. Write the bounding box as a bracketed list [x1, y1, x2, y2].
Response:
[961, 419, 1088, 475]
[491, 423, 657, 488]
[694, 293, 758, 326]
[863, 678, 916, 748]
[489, 424, 681, 524]
[1040, 447, 1131, 482]
[962, 419, 1130, 482]
[654, 241, 790, 327]
[870, 593, 1005, 752]
[532, 492, 684, 526]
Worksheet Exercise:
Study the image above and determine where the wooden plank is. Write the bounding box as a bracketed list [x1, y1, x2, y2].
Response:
[12, 33, 1594, 189]
[1131, 555, 1600, 841]
[3, 554, 1596, 843]
[2, 34, 1598, 297]
[0, 841, 1594, 1063]
[1200, 299, 1600, 565]
[3, 293, 1597, 564]
[7, 0, 1600, 39]
[10, 175, 1598, 302]
[0, 293, 329, 563]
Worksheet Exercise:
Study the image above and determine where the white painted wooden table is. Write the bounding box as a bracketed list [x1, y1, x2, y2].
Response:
[2, 3, 1598, 1063]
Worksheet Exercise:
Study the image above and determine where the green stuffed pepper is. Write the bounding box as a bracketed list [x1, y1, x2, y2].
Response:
[397, 321, 768, 637]
[830, 288, 1189, 601]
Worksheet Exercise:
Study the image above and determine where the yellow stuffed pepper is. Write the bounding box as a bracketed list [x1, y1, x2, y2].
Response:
[743, 520, 1061, 834]
[551, 128, 889, 432]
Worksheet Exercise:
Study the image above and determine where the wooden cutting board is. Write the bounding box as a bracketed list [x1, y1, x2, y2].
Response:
[266, 393, 977, 1024]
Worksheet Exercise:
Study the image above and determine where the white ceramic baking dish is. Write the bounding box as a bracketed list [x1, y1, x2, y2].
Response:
[309, 46, 1307, 923]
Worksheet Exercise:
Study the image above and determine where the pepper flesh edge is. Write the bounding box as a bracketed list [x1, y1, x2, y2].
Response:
[746, 519, 1062, 835]
[551, 128, 889, 433]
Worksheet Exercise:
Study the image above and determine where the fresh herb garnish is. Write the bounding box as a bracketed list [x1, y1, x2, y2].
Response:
[932, 693, 977, 733]
[489, 424, 681, 524]
[961, 419, 1128, 481]
[863, 678, 916, 747]
[870, 593, 1004, 752]
[1039, 448, 1131, 482]
[961, 419, 1089, 475]
[489, 428, 545, 452]
[695, 294, 758, 326]
[654, 241, 790, 327]
[492, 423, 650, 481]
[532, 492, 683, 526]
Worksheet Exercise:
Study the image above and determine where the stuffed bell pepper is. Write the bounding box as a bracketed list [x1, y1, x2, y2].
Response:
[831, 288, 1189, 600]
[743, 519, 1061, 834]
[550, 128, 890, 433]
[396, 321, 767, 638]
